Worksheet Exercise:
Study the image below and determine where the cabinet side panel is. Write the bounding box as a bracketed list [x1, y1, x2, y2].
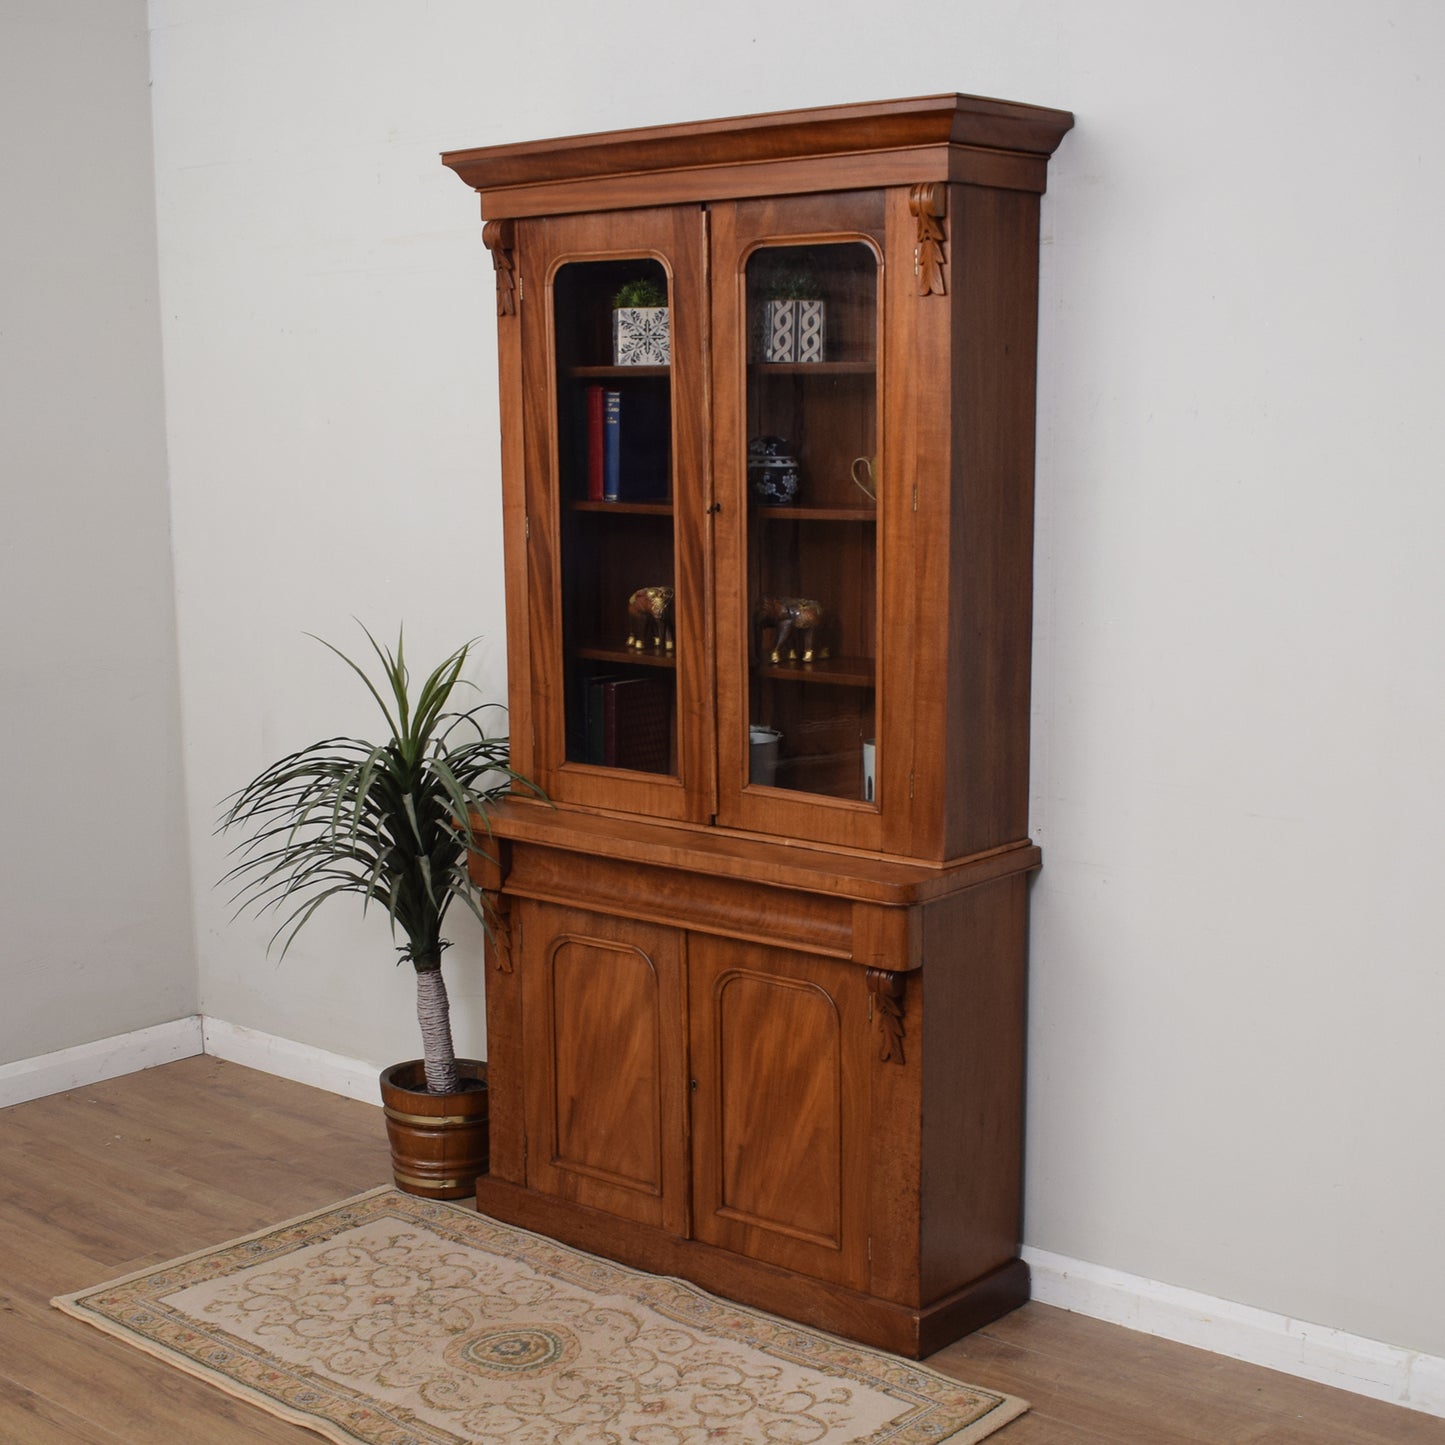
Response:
[945, 186, 1043, 857]
[919, 874, 1028, 1296]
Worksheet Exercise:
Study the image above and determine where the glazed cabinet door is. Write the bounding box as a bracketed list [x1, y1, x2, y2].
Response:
[688, 934, 872, 1290]
[710, 189, 926, 854]
[517, 900, 689, 1234]
[514, 206, 714, 823]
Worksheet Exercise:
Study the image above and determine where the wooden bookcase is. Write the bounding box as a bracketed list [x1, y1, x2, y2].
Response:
[443, 93, 1072, 1357]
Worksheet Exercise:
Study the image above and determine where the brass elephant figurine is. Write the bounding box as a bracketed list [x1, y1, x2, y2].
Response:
[627, 585, 675, 652]
[754, 594, 827, 664]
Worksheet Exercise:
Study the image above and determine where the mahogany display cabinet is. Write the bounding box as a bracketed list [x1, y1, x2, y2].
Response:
[443, 92, 1072, 1357]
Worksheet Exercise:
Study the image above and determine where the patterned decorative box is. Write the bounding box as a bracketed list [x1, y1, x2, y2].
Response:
[613, 307, 671, 365]
[762, 300, 796, 362]
[794, 299, 826, 363]
[761, 300, 826, 363]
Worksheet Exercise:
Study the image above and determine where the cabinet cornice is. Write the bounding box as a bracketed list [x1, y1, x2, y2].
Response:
[442, 93, 1074, 216]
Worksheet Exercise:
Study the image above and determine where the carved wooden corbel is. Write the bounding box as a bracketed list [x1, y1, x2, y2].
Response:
[866, 967, 906, 1064]
[468, 841, 513, 974]
[909, 182, 948, 298]
[486, 891, 513, 973]
[465, 831, 513, 973]
[482, 218, 517, 316]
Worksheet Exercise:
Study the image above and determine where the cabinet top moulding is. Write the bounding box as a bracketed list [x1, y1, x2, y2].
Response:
[441, 92, 1074, 218]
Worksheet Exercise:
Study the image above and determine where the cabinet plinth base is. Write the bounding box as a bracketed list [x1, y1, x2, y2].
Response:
[473, 1173, 1029, 1359]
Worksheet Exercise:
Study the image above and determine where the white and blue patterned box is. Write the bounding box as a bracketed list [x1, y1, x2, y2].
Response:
[613, 307, 671, 365]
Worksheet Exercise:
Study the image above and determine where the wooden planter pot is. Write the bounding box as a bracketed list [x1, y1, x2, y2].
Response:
[379, 1059, 489, 1200]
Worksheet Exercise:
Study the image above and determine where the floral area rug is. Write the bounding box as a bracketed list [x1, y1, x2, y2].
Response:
[53, 1186, 1026, 1444]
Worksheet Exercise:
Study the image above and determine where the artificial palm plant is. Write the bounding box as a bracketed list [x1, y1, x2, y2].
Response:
[219, 626, 529, 1095]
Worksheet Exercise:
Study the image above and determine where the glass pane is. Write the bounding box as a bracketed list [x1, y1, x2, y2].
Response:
[553, 258, 677, 775]
[744, 243, 878, 803]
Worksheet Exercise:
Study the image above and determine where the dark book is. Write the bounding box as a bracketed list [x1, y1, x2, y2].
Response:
[596, 676, 672, 773]
[583, 674, 618, 765]
[602, 387, 670, 502]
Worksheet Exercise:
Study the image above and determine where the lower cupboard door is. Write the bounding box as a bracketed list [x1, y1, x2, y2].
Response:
[688, 934, 871, 1289]
[519, 901, 688, 1233]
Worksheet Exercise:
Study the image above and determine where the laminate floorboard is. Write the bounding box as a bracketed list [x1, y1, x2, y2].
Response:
[0, 1056, 1438, 1442]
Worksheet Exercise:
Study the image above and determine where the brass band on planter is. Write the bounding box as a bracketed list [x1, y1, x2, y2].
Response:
[391, 1169, 466, 1191]
[383, 1106, 478, 1129]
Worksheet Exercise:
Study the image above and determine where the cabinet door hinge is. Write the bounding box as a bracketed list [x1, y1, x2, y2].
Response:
[912, 484, 919, 512]
[867, 1235, 873, 1262]
[517, 274, 524, 305]
[524, 514, 530, 541]
[909, 771, 915, 799]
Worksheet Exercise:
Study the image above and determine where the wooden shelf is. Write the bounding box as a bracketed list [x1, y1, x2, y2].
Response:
[570, 500, 673, 516]
[750, 360, 875, 376]
[757, 505, 876, 522]
[576, 645, 678, 670]
[755, 655, 874, 688]
[768, 753, 869, 799]
[569, 365, 670, 379]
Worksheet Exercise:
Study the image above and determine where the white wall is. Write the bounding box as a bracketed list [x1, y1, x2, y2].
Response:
[0, 0, 195, 1062]
[146, 0, 1445, 1363]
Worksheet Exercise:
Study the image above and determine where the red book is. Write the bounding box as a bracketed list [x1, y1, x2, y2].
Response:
[586, 384, 605, 500]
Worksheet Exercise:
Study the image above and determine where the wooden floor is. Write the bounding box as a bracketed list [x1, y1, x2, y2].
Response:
[0, 1057, 1439, 1444]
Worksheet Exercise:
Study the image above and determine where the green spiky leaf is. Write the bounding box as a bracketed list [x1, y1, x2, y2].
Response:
[217, 624, 541, 974]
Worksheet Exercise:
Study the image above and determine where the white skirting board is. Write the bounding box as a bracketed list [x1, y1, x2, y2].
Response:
[0, 1016, 204, 1108]
[199, 1016, 383, 1105]
[2, 1018, 1441, 1418]
[1024, 1246, 1445, 1419]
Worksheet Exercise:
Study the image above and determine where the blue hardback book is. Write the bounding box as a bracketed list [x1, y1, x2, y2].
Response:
[602, 390, 622, 500]
[602, 387, 669, 502]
